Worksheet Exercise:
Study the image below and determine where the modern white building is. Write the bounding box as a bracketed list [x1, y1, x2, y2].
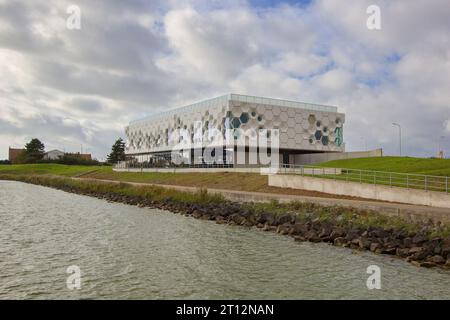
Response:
[125, 94, 345, 165]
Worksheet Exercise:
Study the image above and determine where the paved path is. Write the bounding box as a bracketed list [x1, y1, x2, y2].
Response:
[75, 177, 450, 223]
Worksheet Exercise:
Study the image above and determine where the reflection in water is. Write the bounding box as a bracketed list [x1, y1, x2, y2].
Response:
[0, 181, 449, 299]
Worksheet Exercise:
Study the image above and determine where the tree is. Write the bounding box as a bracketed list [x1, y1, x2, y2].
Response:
[24, 138, 45, 163]
[107, 138, 126, 164]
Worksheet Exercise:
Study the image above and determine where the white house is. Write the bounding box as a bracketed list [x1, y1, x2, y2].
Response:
[43, 149, 65, 160]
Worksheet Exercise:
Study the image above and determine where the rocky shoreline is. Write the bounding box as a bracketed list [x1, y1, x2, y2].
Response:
[4, 176, 450, 270]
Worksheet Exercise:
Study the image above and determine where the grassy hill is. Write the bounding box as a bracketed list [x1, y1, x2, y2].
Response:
[0, 164, 105, 177]
[0, 163, 367, 199]
[1, 158, 449, 194]
[319, 157, 450, 176]
[0, 164, 270, 192]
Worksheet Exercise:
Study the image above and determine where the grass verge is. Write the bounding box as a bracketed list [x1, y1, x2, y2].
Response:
[0, 173, 225, 205]
[320, 156, 450, 176]
[0, 164, 103, 177]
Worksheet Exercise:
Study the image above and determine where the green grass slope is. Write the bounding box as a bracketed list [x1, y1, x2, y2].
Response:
[320, 157, 450, 176]
[0, 164, 105, 177]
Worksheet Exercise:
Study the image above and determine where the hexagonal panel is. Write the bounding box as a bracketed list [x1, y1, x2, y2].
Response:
[315, 130, 322, 140]
[273, 117, 282, 127]
[231, 117, 241, 128]
[287, 138, 296, 149]
[287, 118, 296, 127]
[241, 104, 250, 113]
[240, 112, 249, 124]
[287, 129, 296, 138]
[233, 106, 243, 114]
[300, 119, 309, 128]
[287, 108, 296, 118]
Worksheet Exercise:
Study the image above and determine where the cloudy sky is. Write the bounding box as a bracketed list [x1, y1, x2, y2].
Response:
[1, 0, 449, 160]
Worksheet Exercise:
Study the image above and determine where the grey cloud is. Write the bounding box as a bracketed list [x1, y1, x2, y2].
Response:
[1, 0, 449, 160]
[69, 97, 105, 113]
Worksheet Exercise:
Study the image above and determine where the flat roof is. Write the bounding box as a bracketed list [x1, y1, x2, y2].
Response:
[130, 94, 339, 125]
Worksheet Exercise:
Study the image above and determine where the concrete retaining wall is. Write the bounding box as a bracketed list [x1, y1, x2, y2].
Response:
[269, 174, 450, 209]
[280, 167, 342, 175]
[294, 148, 383, 165]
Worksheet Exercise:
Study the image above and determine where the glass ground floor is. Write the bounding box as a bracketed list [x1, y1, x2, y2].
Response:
[125, 147, 332, 167]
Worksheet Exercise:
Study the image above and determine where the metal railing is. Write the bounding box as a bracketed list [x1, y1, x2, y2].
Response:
[114, 161, 270, 170]
[279, 164, 449, 193]
[119, 162, 235, 169]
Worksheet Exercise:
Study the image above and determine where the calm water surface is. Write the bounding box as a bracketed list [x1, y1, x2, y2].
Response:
[0, 181, 449, 299]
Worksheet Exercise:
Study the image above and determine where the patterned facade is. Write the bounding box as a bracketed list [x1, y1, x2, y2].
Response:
[125, 94, 345, 162]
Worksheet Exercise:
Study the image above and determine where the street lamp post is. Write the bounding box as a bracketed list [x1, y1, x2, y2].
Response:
[360, 136, 367, 151]
[392, 123, 402, 156]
